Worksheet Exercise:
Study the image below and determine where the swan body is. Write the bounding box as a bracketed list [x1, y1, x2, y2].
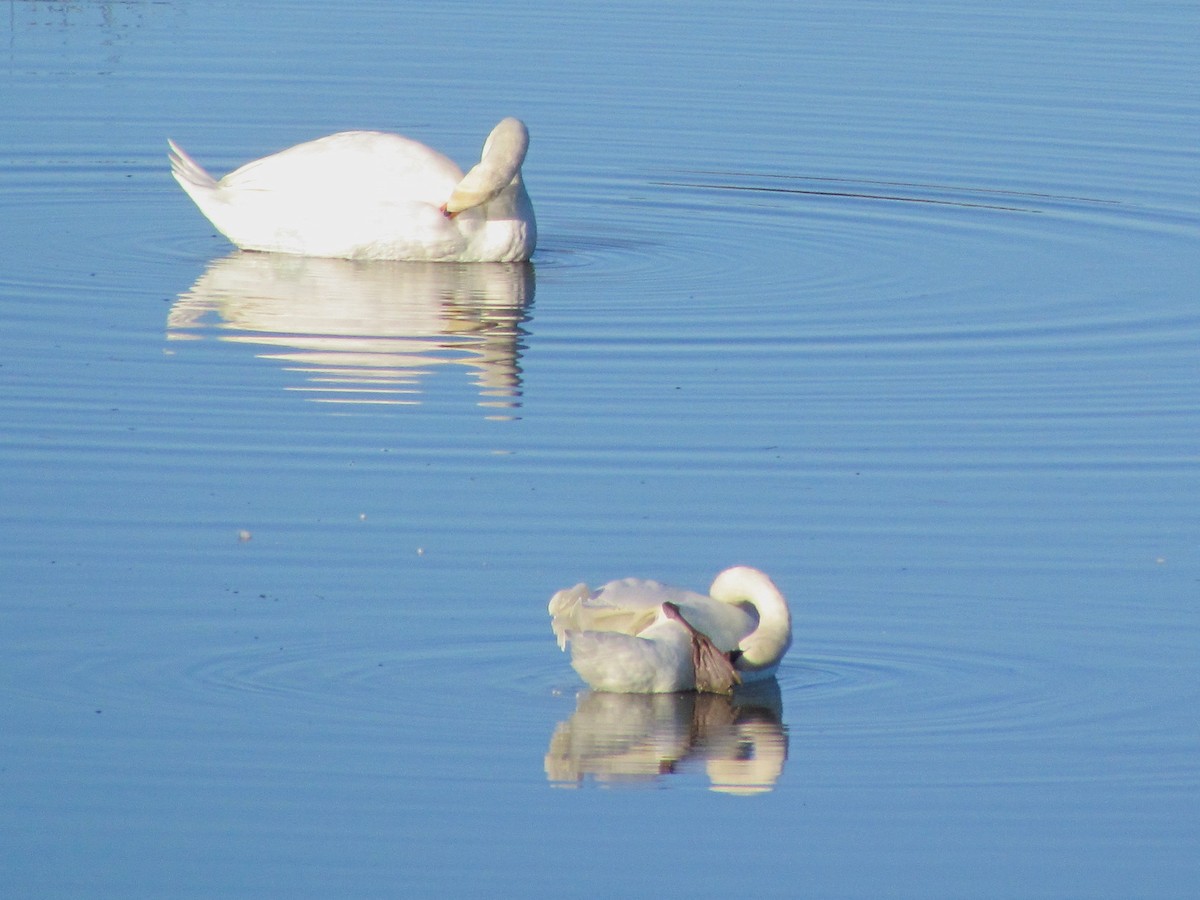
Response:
[168, 118, 535, 262]
[549, 566, 792, 694]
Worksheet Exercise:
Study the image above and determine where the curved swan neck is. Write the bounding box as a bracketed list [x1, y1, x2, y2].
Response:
[709, 566, 792, 668]
[443, 118, 529, 216]
[480, 117, 529, 168]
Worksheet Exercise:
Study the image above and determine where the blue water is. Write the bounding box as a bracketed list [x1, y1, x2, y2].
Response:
[3, 1, 1198, 897]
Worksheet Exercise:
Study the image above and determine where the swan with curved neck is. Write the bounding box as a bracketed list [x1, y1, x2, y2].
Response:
[167, 118, 535, 262]
[548, 566, 792, 694]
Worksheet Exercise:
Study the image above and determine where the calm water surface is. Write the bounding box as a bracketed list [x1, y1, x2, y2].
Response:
[3, 1, 1198, 897]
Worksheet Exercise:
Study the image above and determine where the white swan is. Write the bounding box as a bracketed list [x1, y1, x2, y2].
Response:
[548, 566, 792, 694]
[167, 118, 535, 262]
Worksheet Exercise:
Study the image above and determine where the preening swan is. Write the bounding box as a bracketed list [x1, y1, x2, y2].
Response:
[167, 118, 535, 262]
[548, 566, 792, 694]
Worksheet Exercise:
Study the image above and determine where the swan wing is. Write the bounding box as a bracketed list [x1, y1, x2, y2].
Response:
[592, 577, 710, 613]
[549, 582, 657, 649]
[591, 577, 760, 652]
[548, 577, 758, 651]
[548, 578, 708, 649]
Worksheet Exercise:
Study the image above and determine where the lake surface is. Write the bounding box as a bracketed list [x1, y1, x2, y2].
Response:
[3, 1, 1198, 896]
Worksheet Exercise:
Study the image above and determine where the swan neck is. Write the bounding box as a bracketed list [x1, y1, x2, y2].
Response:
[710, 568, 792, 669]
[443, 119, 528, 216]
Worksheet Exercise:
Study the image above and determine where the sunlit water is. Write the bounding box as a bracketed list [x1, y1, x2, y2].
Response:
[3, 1, 1198, 897]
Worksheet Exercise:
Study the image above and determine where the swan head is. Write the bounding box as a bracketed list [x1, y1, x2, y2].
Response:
[441, 117, 530, 218]
[709, 566, 792, 674]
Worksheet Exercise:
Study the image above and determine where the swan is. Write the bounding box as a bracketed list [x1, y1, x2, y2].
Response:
[167, 118, 535, 262]
[548, 566, 792, 694]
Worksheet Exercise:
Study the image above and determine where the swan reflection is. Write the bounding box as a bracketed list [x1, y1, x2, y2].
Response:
[168, 253, 533, 415]
[546, 681, 788, 793]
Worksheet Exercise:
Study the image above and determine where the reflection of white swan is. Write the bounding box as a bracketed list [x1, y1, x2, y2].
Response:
[546, 681, 788, 793]
[168, 253, 533, 413]
[549, 567, 792, 694]
[168, 118, 535, 261]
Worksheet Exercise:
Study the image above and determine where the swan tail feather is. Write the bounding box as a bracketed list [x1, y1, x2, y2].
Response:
[167, 139, 218, 192]
[548, 583, 591, 650]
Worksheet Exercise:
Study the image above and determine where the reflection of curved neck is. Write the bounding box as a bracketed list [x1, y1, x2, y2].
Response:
[545, 687, 787, 792]
[710, 568, 792, 669]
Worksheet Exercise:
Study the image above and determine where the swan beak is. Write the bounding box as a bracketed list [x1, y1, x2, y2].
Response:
[439, 203, 457, 219]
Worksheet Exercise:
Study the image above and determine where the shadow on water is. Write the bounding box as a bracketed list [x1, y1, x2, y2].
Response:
[167, 252, 534, 415]
[545, 679, 788, 794]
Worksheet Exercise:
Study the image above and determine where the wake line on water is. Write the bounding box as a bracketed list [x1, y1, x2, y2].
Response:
[655, 173, 1122, 214]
